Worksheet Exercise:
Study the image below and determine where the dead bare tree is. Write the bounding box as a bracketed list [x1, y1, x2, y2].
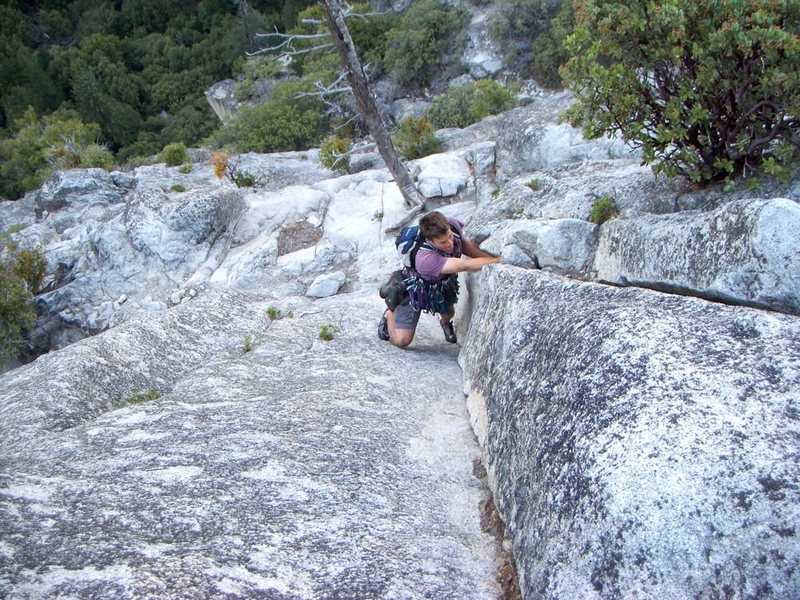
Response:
[252, 1, 424, 213]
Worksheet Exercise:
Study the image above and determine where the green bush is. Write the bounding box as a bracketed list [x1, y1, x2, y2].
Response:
[231, 171, 256, 188]
[319, 324, 340, 341]
[228, 80, 328, 153]
[562, 0, 800, 185]
[0, 245, 46, 358]
[428, 80, 517, 129]
[391, 116, 442, 160]
[489, 0, 564, 74]
[384, 0, 470, 90]
[588, 195, 619, 224]
[0, 108, 111, 200]
[530, 0, 574, 89]
[320, 136, 352, 173]
[161, 142, 190, 166]
[78, 144, 115, 170]
[347, 2, 400, 74]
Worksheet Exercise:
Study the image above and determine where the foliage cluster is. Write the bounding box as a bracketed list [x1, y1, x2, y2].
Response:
[384, 0, 471, 90]
[428, 80, 517, 129]
[117, 388, 161, 406]
[562, 0, 800, 185]
[0, 0, 291, 198]
[320, 136, 352, 173]
[489, 0, 573, 86]
[0, 108, 113, 199]
[0, 235, 46, 358]
[160, 142, 190, 167]
[392, 116, 442, 160]
[318, 323, 340, 341]
[588, 195, 619, 224]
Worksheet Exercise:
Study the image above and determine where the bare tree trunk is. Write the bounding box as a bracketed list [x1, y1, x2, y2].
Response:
[320, 0, 423, 212]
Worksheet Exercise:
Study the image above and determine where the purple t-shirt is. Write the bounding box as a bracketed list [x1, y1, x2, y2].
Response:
[415, 218, 464, 282]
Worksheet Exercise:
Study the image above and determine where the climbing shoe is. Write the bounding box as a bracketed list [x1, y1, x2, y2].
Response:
[379, 271, 407, 311]
[378, 312, 390, 341]
[440, 319, 457, 344]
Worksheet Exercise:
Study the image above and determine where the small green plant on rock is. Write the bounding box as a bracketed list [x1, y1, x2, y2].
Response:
[267, 306, 291, 320]
[526, 178, 543, 191]
[319, 324, 341, 341]
[119, 388, 161, 406]
[170, 184, 186, 193]
[243, 332, 265, 352]
[588, 195, 619, 224]
[232, 171, 257, 188]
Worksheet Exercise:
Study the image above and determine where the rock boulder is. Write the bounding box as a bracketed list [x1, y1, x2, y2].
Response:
[594, 198, 800, 315]
[460, 266, 800, 599]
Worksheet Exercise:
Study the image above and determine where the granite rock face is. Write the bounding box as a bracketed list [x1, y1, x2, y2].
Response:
[459, 266, 800, 599]
[594, 198, 800, 314]
[0, 289, 500, 598]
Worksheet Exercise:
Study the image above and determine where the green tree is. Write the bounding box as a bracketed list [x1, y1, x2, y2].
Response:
[562, 0, 800, 184]
[489, 0, 564, 75]
[428, 80, 517, 129]
[0, 244, 45, 358]
[0, 107, 111, 199]
[228, 80, 328, 153]
[384, 0, 470, 90]
[530, 0, 574, 88]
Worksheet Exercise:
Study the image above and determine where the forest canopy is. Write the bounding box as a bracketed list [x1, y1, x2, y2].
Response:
[0, 0, 313, 199]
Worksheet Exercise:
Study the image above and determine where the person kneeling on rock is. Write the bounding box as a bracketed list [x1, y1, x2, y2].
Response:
[378, 210, 500, 348]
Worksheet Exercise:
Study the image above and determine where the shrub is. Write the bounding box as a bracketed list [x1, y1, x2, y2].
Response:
[526, 179, 543, 191]
[242, 332, 265, 352]
[347, 2, 400, 73]
[0, 107, 111, 200]
[0, 245, 46, 358]
[562, 0, 800, 184]
[319, 136, 352, 173]
[231, 171, 256, 188]
[530, 0, 575, 89]
[384, 0, 470, 90]
[428, 80, 517, 129]
[391, 116, 442, 160]
[170, 184, 186, 192]
[212, 151, 229, 179]
[588, 195, 619, 224]
[161, 142, 191, 166]
[488, 0, 564, 74]
[319, 324, 340, 341]
[229, 81, 327, 153]
[78, 144, 115, 170]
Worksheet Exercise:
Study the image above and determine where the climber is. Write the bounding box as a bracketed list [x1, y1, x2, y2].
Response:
[378, 210, 500, 348]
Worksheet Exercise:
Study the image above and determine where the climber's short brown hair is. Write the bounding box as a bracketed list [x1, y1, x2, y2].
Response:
[419, 211, 450, 241]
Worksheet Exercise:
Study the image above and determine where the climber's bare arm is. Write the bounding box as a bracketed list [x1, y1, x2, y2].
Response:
[441, 254, 500, 274]
[462, 238, 496, 259]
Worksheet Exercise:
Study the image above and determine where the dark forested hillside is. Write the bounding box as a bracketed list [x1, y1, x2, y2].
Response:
[0, 0, 314, 198]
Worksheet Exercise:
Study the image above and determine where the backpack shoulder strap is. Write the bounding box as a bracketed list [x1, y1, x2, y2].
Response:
[411, 222, 462, 269]
[408, 232, 427, 271]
